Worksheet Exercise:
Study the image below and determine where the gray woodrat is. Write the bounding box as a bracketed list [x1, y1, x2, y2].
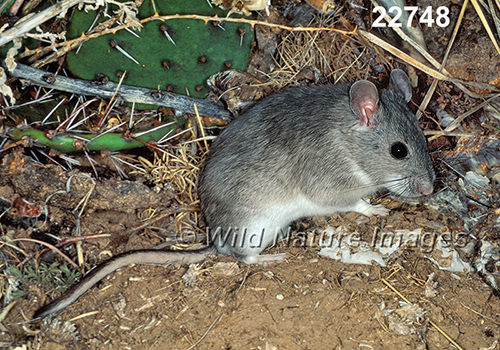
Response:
[35, 69, 435, 318]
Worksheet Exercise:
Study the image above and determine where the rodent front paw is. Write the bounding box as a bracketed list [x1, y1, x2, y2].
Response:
[353, 200, 390, 217]
[368, 204, 390, 217]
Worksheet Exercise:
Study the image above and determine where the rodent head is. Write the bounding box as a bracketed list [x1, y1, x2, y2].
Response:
[349, 69, 435, 198]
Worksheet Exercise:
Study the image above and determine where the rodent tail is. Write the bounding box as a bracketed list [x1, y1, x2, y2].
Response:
[34, 246, 216, 319]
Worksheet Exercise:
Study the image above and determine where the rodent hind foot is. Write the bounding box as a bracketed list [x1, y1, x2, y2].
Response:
[239, 253, 289, 266]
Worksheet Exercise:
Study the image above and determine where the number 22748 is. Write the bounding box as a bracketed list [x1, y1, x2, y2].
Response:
[372, 6, 450, 28]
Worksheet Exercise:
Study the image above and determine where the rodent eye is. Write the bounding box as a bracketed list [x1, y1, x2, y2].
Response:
[391, 142, 408, 159]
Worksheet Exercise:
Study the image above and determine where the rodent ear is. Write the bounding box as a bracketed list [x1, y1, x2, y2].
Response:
[389, 69, 412, 102]
[349, 80, 379, 128]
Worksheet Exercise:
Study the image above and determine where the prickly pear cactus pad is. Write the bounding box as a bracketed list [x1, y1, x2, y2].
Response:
[66, 0, 254, 99]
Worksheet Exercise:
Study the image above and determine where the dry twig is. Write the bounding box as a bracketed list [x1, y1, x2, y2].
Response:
[1, 60, 230, 120]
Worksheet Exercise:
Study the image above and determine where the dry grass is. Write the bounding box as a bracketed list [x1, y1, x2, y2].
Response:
[135, 142, 206, 239]
[264, 10, 376, 89]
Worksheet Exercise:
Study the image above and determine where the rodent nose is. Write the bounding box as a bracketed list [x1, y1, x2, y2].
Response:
[419, 182, 433, 196]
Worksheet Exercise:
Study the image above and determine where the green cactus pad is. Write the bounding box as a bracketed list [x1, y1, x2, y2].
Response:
[66, 0, 254, 99]
[9, 121, 180, 153]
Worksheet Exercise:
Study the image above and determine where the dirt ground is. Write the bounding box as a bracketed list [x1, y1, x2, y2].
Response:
[0, 155, 499, 350]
